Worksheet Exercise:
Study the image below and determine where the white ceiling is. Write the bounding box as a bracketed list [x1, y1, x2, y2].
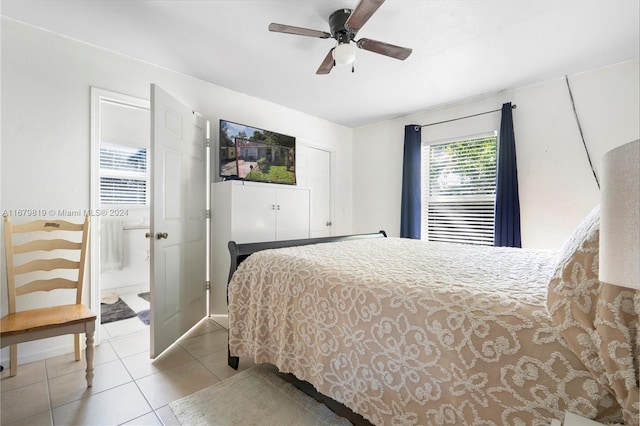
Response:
[2, 0, 638, 127]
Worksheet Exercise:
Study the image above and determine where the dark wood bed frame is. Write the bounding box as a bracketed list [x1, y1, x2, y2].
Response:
[226, 230, 388, 369]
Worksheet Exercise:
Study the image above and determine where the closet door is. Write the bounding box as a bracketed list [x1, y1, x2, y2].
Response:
[296, 145, 332, 238]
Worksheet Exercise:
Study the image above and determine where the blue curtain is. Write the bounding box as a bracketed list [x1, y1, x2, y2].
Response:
[400, 125, 422, 239]
[494, 102, 522, 247]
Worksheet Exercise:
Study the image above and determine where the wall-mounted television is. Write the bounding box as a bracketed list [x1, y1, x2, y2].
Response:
[219, 120, 296, 185]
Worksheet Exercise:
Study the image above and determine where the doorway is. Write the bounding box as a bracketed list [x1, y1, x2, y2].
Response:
[90, 88, 152, 344]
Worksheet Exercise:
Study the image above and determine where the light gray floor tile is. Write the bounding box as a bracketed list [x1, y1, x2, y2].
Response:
[0, 360, 47, 393]
[120, 344, 195, 380]
[135, 359, 219, 409]
[1, 380, 50, 425]
[177, 329, 228, 359]
[108, 330, 150, 358]
[52, 382, 152, 426]
[122, 410, 163, 425]
[154, 405, 181, 426]
[48, 358, 133, 408]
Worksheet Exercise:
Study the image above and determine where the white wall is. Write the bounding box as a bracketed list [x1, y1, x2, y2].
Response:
[352, 60, 639, 249]
[0, 18, 353, 365]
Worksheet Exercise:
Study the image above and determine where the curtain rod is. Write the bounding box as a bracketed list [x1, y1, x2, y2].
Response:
[414, 104, 517, 131]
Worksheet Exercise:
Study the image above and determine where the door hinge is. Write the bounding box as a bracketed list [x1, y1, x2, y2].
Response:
[205, 281, 211, 290]
[205, 209, 211, 219]
[204, 138, 211, 149]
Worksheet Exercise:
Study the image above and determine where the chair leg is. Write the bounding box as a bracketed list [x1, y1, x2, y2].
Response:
[74, 334, 81, 361]
[9, 345, 17, 377]
[85, 330, 95, 387]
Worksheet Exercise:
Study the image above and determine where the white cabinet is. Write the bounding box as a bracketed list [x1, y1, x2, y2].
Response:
[225, 181, 310, 243]
[210, 180, 310, 314]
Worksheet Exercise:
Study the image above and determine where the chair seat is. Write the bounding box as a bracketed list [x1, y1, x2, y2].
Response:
[1, 304, 96, 338]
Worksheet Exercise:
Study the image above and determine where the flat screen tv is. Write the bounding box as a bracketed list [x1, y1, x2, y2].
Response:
[219, 120, 296, 185]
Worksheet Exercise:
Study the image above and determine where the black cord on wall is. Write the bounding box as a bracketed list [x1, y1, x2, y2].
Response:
[565, 75, 600, 189]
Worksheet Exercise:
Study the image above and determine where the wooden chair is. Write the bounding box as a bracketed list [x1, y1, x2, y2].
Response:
[1, 215, 96, 387]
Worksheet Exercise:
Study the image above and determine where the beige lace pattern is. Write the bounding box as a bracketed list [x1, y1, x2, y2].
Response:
[547, 207, 639, 425]
[229, 236, 630, 425]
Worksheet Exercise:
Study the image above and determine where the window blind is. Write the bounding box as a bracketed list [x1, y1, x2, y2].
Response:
[99, 143, 149, 205]
[422, 135, 497, 246]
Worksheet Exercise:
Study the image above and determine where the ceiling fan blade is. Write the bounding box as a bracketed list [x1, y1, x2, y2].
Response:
[345, 0, 385, 32]
[356, 38, 412, 60]
[316, 49, 335, 75]
[269, 23, 331, 39]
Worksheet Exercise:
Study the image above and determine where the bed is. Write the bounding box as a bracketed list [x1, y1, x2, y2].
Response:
[227, 208, 639, 425]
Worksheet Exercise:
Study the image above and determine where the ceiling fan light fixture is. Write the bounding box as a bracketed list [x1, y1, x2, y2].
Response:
[270, 3, 413, 75]
[333, 42, 356, 65]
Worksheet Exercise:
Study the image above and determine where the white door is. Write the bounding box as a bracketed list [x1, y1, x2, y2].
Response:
[296, 145, 332, 237]
[150, 84, 207, 358]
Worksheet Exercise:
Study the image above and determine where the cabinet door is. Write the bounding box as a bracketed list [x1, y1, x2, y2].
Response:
[232, 184, 277, 243]
[275, 187, 310, 240]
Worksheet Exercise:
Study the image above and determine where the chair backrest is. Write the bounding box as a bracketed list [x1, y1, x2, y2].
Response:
[3, 215, 90, 314]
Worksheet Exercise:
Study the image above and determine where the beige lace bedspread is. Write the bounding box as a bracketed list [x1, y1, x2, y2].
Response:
[228, 237, 632, 425]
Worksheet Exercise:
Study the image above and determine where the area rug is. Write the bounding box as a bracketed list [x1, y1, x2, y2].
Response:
[138, 292, 150, 302]
[137, 309, 150, 325]
[169, 364, 351, 426]
[100, 297, 137, 324]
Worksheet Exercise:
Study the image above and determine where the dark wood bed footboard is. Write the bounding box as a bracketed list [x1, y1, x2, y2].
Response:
[226, 230, 387, 369]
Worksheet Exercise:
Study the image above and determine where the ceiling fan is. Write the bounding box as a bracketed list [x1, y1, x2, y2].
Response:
[268, 0, 412, 74]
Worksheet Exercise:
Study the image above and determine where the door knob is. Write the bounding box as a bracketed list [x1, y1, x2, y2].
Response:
[326, 221, 332, 226]
[156, 232, 168, 239]
[145, 232, 151, 239]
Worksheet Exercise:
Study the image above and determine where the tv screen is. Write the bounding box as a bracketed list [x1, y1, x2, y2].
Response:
[219, 120, 296, 185]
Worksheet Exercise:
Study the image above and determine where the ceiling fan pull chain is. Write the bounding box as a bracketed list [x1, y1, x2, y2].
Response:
[352, 64, 355, 73]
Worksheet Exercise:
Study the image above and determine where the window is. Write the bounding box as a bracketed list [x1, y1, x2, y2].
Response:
[99, 142, 149, 205]
[421, 133, 497, 245]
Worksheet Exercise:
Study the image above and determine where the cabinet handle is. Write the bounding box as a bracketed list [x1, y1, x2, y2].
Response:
[271, 204, 276, 210]
[326, 221, 332, 226]
[277, 205, 281, 210]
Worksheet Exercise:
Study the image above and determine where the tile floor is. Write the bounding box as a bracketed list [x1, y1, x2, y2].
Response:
[1, 292, 254, 426]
